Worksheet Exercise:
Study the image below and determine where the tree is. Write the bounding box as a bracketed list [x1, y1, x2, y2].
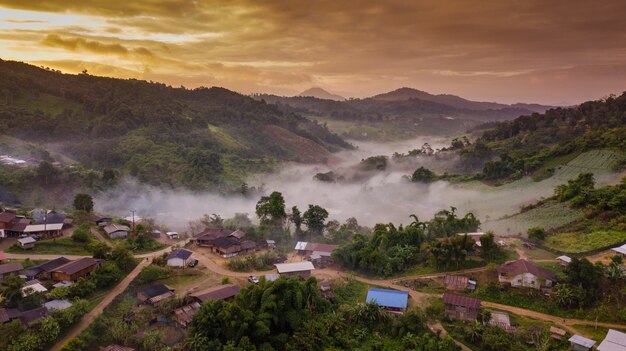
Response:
[71, 228, 90, 243]
[255, 191, 287, 227]
[411, 167, 437, 183]
[527, 227, 546, 242]
[1, 275, 24, 307]
[111, 246, 136, 271]
[73, 193, 94, 212]
[36, 161, 58, 185]
[303, 204, 329, 235]
[479, 232, 502, 262]
[87, 240, 111, 259]
[290, 206, 302, 235]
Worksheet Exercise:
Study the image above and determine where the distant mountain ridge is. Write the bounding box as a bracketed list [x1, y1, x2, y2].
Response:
[372, 87, 552, 113]
[297, 87, 345, 101]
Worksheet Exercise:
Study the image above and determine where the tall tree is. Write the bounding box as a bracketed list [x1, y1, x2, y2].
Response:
[302, 204, 329, 235]
[255, 191, 287, 227]
[73, 193, 94, 212]
[290, 206, 302, 235]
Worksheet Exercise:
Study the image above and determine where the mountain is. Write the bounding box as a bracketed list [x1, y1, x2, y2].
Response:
[372, 87, 552, 113]
[297, 87, 345, 101]
[0, 59, 351, 190]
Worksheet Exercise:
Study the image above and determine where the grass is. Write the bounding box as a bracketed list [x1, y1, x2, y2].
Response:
[332, 278, 369, 305]
[483, 200, 582, 236]
[572, 325, 626, 342]
[6, 237, 92, 255]
[159, 271, 205, 288]
[544, 230, 626, 253]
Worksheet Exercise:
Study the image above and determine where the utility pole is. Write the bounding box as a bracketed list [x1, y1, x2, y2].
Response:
[130, 209, 136, 233]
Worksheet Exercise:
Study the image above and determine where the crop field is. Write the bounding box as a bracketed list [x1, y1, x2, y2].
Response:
[460, 150, 623, 235]
[482, 200, 581, 236]
[544, 230, 626, 253]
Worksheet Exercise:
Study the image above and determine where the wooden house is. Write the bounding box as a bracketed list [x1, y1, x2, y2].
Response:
[569, 335, 596, 351]
[17, 236, 36, 249]
[50, 257, 101, 282]
[0, 262, 23, 279]
[104, 224, 129, 239]
[442, 293, 481, 322]
[497, 259, 556, 289]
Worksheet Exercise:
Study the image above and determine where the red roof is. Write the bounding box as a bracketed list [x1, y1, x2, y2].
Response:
[0, 212, 16, 223]
[497, 259, 556, 281]
[191, 284, 240, 302]
[442, 293, 481, 309]
[444, 275, 469, 290]
[53, 257, 100, 275]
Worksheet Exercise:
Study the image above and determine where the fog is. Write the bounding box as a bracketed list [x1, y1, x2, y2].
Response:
[94, 137, 617, 233]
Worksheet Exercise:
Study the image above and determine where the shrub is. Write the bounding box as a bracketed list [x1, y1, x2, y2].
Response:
[71, 228, 90, 243]
[527, 227, 546, 242]
[138, 265, 171, 284]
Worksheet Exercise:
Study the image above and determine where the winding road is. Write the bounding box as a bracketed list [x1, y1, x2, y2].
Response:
[4, 242, 625, 350]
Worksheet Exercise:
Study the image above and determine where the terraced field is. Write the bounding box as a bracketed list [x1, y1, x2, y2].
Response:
[544, 231, 626, 253]
[482, 200, 581, 236]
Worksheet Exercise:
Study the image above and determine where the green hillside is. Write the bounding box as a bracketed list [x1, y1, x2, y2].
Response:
[0, 59, 350, 192]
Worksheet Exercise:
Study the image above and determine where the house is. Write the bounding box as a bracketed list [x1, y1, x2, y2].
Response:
[275, 261, 315, 278]
[611, 244, 626, 258]
[17, 236, 36, 249]
[444, 275, 475, 291]
[0, 262, 24, 279]
[150, 230, 161, 238]
[550, 326, 567, 340]
[557, 255, 572, 266]
[497, 259, 556, 289]
[458, 232, 485, 253]
[190, 284, 241, 303]
[294, 242, 338, 267]
[165, 232, 179, 240]
[195, 228, 255, 257]
[489, 311, 514, 332]
[166, 249, 193, 267]
[209, 236, 242, 257]
[21, 279, 48, 296]
[23, 257, 71, 280]
[365, 288, 409, 314]
[0, 307, 22, 323]
[104, 224, 130, 239]
[50, 257, 101, 282]
[102, 345, 135, 351]
[569, 335, 596, 351]
[21, 223, 64, 238]
[598, 329, 626, 351]
[266, 239, 276, 249]
[137, 284, 175, 305]
[44, 300, 73, 311]
[17, 306, 48, 326]
[442, 293, 481, 322]
[90, 215, 112, 227]
[194, 228, 233, 246]
[264, 274, 280, 282]
[0, 211, 16, 230]
[173, 302, 201, 327]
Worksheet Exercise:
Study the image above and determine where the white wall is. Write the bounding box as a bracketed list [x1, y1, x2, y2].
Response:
[167, 257, 185, 267]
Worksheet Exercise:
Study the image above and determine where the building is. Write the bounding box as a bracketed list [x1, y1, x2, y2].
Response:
[557, 255, 572, 266]
[275, 261, 315, 278]
[166, 249, 193, 267]
[165, 232, 179, 240]
[1, 306, 50, 326]
[550, 326, 567, 340]
[0, 262, 23, 279]
[611, 244, 626, 258]
[21, 280, 48, 296]
[444, 275, 475, 291]
[442, 293, 481, 321]
[294, 242, 338, 267]
[497, 259, 556, 289]
[365, 288, 409, 314]
[569, 335, 596, 351]
[90, 215, 113, 227]
[264, 274, 280, 282]
[137, 284, 175, 305]
[23, 257, 71, 280]
[104, 224, 130, 239]
[20, 223, 64, 238]
[17, 236, 36, 249]
[44, 300, 73, 311]
[190, 284, 241, 303]
[598, 329, 626, 351]
[488, 311, 514, 332]
[195, 228, 234, 246]
[173, 302, 201, 328]
[50, 257, 101, 282]
[0, 211, 16, 230]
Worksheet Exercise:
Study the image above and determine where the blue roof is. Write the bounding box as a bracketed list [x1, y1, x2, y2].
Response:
[166, 249, 192, 260]
[366, 288, 409, 309]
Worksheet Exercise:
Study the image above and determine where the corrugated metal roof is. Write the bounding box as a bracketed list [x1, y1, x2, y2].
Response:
[557, 255, 572, 263]
[599, 329, 626, 351]
[611, 244, 626, 255]
[0, 262, 23, 275]
[166, 249, 192, 260]
[275, 261, 315, 273]
[442, 293, 481, 309]
[24, 223, 63, 232]
[366, 288, 409, 309]
[44, 300, 72, 311]
[294, 241, 308, 250]
[18, 237, 36, 244]
[569, 335, 596, 348]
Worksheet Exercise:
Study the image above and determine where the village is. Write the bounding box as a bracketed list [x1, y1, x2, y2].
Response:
[1, 201, 626, 351]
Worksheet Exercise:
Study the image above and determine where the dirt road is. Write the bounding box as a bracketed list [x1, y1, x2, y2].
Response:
[49, 258, 151, 351]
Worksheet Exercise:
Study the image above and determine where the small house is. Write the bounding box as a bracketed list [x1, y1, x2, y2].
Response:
[44, 300, 73, 311]
[497, 259, 556, 289]
[275, 261, 315, 278]
[442, 293, 481, 322]
[23, 257, 71, 280]
[150, 230, 161, 238]
[190, 284, 241, 303]
[569, 335, 596, 351]
[17, 306, 48, 326]
[611, 244, 626, 258]
[21, 279, 48, 296]
[104, 224, 129, 239]
[550, 326, 567, 340]
[0, 211, 16, 230]
[557, 255, 572, 266]
[365, 288, 409, 314]
[50, 257, 101, 282]
[17, 236, 36, 249]
[0, 262, 24, 279]
[194, 228, 233, 246]
[137, 284, 175, 305]
[489, 311, 514, 332]
[173, 302, 201, 328]
[166, 249, 193, 267]
[23, 223, 64, 238]
[165, 232, 179, 240]
[264, 274, 280, 282]
[598, 329, 626, 351]
[90, 215, 112, 227]
[444, 275, 473, 291]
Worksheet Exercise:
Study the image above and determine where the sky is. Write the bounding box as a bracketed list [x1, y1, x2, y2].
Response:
[1, 1, 626, 105]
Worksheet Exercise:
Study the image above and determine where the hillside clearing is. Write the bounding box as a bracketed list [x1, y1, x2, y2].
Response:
[544, 231, 626, 253]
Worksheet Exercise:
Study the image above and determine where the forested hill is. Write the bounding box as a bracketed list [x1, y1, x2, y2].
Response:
[0, 59, 350, 188]
[471, 92, 626, 180]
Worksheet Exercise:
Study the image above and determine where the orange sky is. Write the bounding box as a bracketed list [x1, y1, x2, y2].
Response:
[1, 0, 626, 104]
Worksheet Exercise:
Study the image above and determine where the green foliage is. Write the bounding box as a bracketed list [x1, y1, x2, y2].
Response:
[479, 232, 504, 262]
[71, 228, 90, 243]
[256, 191, 287, 227]
[73, 193, 94, 212]
[527, 227, 546, 242]
[1, 275, 25, 307]
[359, 155, 388, 171]
[227, 252, 278, 272]
[87, 240, 111, 259]
[302, 204, 329, 235]
[411, 166, 437, 183]
[555, 172, 595, 202]
[137, 265, 172, 284]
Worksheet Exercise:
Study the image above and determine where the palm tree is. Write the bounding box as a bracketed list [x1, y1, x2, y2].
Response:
[1, 275, 24, 307]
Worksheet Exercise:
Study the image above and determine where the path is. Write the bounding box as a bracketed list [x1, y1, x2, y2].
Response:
[90, 227, 114, 248]
[428, 321, 473, 351]
[50, 258, 151, 351]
